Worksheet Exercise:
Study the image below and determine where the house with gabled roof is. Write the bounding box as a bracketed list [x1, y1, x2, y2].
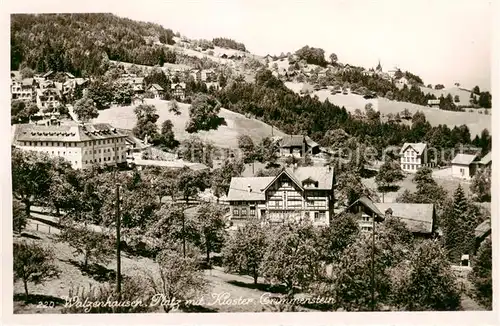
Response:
[474, 219, 491, 253]
[147, 84, 165, 100]
[345, 196, 436, 237]
[278, 135, 320, 158]
[451, 153, 478, 179]
[399, 142, 429, 172]
[226, 166, 334, 227]
[171, 82, 186, 101]
[477, 151, 491, 170]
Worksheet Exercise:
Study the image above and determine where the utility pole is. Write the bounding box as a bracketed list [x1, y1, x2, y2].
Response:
[115, 183, 121, 300]
[183, 200, 187, 258]
[371, 213, 375, 311]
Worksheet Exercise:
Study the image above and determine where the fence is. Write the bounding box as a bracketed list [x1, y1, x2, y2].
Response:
[25, 220, 60, 235]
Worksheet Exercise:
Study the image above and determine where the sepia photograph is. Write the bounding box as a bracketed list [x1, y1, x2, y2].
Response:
[3, 0, 497, 323]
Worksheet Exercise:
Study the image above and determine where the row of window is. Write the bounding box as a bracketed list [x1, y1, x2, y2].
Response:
[23, 138, 123, 147]
[402, 164, 419, 170]
[84, 155, 125, 164]
[233, 207, 255, 217]
[402, 157, 419, 163]
[83, 147, 123, 155]
[405, 150, 417, 157]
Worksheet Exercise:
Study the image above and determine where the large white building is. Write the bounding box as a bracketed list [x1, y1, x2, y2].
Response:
[399, 142, 429, 173]
[12, 122, 128, 169]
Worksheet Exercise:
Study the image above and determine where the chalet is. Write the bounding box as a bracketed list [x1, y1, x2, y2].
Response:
[451, 153, 478, 179]
[395, 76, 410, 87]
[42, 71, 75, 81]
[428, 99, 441, 108]
[399, 142, 429, 173]
[147, 84, 165, 100]
[346, 196, 436, 237]
[119, 77, 144, 93]
[36, 88, 61, 110]
[226, 166, 335, 227]
[278, 135, 320, 157]
[171, 83, 186, 101]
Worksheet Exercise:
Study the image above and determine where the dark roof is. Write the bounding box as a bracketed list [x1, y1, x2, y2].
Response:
[13, 123, 126, 143]
[475, 219, 491, 239]
[280, 135, 319, 148]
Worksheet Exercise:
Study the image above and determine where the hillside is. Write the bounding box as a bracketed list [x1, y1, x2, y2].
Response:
[418, 86, 477, 107]
[285, 82, 491, 137]
[93, 99, 285, 148]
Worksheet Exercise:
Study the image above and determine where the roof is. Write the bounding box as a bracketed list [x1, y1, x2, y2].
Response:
[348, 196, 385, 219]
[21, 78, 34, 86]
[149, 84, 164, 91]
[479, 152, 491, 165]
[474, 219, 491, 239]
[399, 142, 427, 155]
[280, 135, 319, 148]
[374, 203, 434, 234]
[171, 82, 186, 89]
[226, 166, 334, 201]
[227, 177, 275, 201]
[451, 153, 477, 166]
[13, 123, 127, 143]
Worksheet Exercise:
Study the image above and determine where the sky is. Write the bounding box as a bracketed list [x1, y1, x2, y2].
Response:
[6, 0, 494, 91]
[111, 0, 493, 91]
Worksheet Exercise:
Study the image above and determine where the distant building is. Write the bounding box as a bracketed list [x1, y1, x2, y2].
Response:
[451, 153, 478, 179]
[226, 166, 335, 227]
[147, 84, 165, 100]
[399, 142, 429, 172]
[171, 82, 186, 101]
[11, 78, 36, 102]
[12, 123, 128, 170]
[36, 88, 61, 110]
[428, 99, 441, 108]
[278, 135, 320, 157]
[477, 151, 492, 170]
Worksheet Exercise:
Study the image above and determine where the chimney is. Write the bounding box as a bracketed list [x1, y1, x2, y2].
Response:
[247, 184, 252, 192]
[385, 208, 393, 219]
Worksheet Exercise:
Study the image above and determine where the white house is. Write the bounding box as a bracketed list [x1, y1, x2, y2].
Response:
[399, 142, 429, 172]
[451, 153, 478, 179]
[12, 122, 128, 170]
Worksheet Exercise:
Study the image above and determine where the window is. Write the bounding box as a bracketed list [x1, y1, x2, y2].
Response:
[99, 158, 101, 162]
[233, 208, 239, 216]
[241, 208, 247, 216]
[250, 207, 255, 216]
[282, 181, 290, 187]
[314, 212, 319, 220]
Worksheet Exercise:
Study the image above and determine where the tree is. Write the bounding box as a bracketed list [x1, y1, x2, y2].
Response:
[469, 238, 492, 309]
[177, 167, 210, 204]
[211, 159, 244, 199]
[434, 84, 445, 90]
[470, 168, 491, 202]
[13, 241, 59, 298]
[316, 213, 359, 265]
[441, 184, 475, 262]
[58, 222, 114, 269]
[192, 203, 227, 265]
[262, 221, 322, 304]
[390, 240, 461, 311]
[401, 108, 412, 120]
[11, 149, 53, 217]
[73, 96, 99, 122]
[223, 221, 268, 284]
[156, 119, 179, 150]
[329, 53, 338, 65]
[133, 104, 160, 141]
[11, 100, 39, 124]
[472, 85, 480, 95]
[375, 160, 404, 199]
[169, 100, 181, 115]
[12, 199, 28, 233]
[20, 66, 35, 79]
[142, 249, 208, 313]
[237, 135, 256, 163]
[185, 94, 226, 133]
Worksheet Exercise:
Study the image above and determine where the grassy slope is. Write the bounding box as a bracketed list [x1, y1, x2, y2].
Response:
[285, 82, 491, 137]
[93, 99, 285, 149]
[419, 86, 477, 107]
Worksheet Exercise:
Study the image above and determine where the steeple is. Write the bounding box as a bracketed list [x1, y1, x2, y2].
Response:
[376, 59, 382, 72]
